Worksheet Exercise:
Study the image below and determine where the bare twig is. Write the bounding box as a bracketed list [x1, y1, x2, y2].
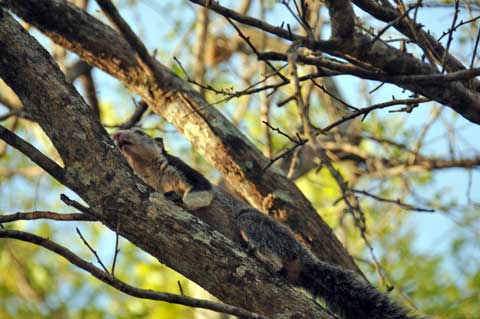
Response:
[352, 189, 435, 212]
[111, 221, 121, 275]
[262, 120, 307, 171]
[177, 281, 185, 296]
[320, 97, 430, 132]
[470, 25, 480, 69]
[60, 194, 97, 217]
[441, 0, 460, 73]
[76, 227, 110, 273]
[262, 121, 304, 144]
[225, 17, 288, 82]
[312, 82, 359, 111]
[370, 4, 418, 46]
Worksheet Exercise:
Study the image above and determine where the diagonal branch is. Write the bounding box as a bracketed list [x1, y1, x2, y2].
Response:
[0, 124, 65, 183]
[0, 211, 95, 223]
[0, 228, 269, 319]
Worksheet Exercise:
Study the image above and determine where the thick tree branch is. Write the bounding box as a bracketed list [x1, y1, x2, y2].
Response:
[0, 229, 269, 319]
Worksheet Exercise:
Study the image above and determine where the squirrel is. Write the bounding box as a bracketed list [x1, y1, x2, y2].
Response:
[113, 129, 418, 319]
[113, 129, 213, 209]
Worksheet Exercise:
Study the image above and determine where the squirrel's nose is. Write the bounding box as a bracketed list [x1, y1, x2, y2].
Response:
[113, 132, 122, 141]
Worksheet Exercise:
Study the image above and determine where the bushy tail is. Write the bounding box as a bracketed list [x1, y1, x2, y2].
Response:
[298, 259, 418, 319]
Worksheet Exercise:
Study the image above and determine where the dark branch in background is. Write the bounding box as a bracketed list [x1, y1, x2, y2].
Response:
[287, 48, 389, 287]
[0, 211, 96, 223]
[225, 17, 288, 82]
[351, 189, 435, 213]
[441, 0, 460, 73]
[81, 70, 100, 118]
[0, 124, 65, 183]
[119, 100, 148, 129]
[319, 97, 430, 132]
[351, 0, 469, 74]
[95, 0, 162, 79]
[60, 194, 98, 217]
[262, 121, 307, 171]
[261, 51, 480, 84]
[0, 229, 269, 319]
[0, 109, 31, 121]
[370, 4, 418, 47]
[111, 221, 121, 275]
[65, 60, 91, 82]
[76, 227, 110, 273]
[324, 0, 355, 40]
[65, 59, 99, 116]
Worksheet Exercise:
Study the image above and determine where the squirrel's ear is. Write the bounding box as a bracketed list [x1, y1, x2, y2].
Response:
[154, 137, 164, 150]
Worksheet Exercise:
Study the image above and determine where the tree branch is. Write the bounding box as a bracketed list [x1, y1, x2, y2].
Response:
[0, 124, 65, 183]
[0, 211, 95, 223]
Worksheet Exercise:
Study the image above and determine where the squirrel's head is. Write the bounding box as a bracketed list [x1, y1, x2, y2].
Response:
[113, 129, 166, 165]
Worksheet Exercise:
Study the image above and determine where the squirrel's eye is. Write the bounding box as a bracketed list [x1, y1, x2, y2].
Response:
[135, 130, 146, 136]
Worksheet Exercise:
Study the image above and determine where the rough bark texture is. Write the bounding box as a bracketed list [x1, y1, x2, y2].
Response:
[0, 9, 333, 318]
[1, 0, 361, 273]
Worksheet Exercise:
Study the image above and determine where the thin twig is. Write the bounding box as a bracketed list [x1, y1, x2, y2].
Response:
[352, 189, 435, 212]
[471, 23, 480, 69]
[320, 97, 430, 132]
[178, 281, 185, 296]
[60, 194, 97, 217]
[441, 0, 460, 73]
[225, 17, 288, 82]
[311, 82, 358, 111]
[111, 221, 121, 275]
[262, 121, 304, 144]
[76, 227, 110, 273]
[370, 4, 418, 47]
